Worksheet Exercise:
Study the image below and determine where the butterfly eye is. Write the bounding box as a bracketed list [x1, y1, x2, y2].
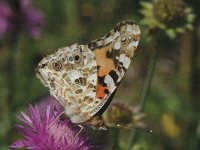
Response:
[74, 54, 81, 63]
[52, 61, 62, 71]
[121, 36, 126, 42]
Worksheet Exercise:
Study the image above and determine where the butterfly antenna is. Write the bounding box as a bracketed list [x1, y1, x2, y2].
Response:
[48, 111, 64, 129]
[104, 120, 152, 133]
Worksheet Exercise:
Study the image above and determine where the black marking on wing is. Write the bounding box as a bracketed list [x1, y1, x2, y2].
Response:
[106, 50, 113, 59]
[87, 20, 136, 51]
[94, 66, 129, 116]
[114, 25, 121, 32]
[88, 40, 105, 51]
[113, 48, 120, 55]
[109, 70, 118, 83]
[113, 49, 120, 67]
[90, 20, 138, 116]
[105, 31, 112, 38]
[98, 76, 107, 86]
[118, 62, 127, 73]
[97, 65, 100, 70]
[94, 90, 117, 116]
[88, 41, 98, 50]
[114, 20, 136, 32]
[104, 89, 110, 94]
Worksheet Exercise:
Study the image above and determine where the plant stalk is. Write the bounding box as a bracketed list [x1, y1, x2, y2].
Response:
[6, 34, 21, 145]
[112, 129, 119, 150]
[128, 46, 159, 150]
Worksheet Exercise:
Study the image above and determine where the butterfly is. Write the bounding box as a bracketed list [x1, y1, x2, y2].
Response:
[36, 20, 140, 130]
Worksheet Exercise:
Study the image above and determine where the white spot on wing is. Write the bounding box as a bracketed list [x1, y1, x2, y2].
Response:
[128, 41, 139, 49]
[87, 74, 96, 84]
[113, 31, 120, 39]
[123, 57, 131, 69]
[68, 70, 82, 81]
[133, 24, 140, 34]
[104, 75, 115, 90]
[114, 41, 121, 50]
[127, 24, 134, 32]
[119, 53, 125, 63]
[105, 36, 114, 44]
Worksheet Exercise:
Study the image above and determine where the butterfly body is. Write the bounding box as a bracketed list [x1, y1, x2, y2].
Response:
[36, 20, 140, 129]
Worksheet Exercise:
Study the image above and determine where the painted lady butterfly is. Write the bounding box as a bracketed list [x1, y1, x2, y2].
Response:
[36, 20, 140, 129]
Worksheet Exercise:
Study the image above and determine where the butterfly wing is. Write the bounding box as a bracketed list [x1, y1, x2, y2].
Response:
[87, 20, 140, 116]
[36, 44, 98, 123]
[36, 20, 140, 125]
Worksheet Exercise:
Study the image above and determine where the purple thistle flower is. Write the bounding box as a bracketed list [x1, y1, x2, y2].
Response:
[0, 2, 13, 37]
[0, 0, 44, 39]
[38, 96, 64, 114]
[10, 102, 93, 150]
[20, 0, 44, 38]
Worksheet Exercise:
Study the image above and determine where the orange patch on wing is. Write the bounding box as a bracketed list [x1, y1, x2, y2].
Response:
[96, 84, 108, 99]
[94, 45, 116, 77]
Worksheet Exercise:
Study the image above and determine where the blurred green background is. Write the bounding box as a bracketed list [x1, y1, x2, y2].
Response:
[0, 0, 200, 149]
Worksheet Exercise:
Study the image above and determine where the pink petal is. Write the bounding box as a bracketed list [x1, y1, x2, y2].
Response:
[10, 140, 25, 148]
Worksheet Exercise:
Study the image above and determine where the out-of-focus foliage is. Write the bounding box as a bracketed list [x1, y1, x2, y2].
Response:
[161, 113, 181, 138]
[0, 0, 200, 150]
[103, 101, 145, 128]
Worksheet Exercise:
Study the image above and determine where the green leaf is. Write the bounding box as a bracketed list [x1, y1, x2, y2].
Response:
[185, 24, 194, 30]
[184, 7, 193, 14]
[132, 142, 148, 150]
[140, 18, 158, 27]
[175, 27, 184, 33]
[166, 29, 176, 39]
[158, 23, 166, 29]
[140, 9, 153, 17]
[140, 1, 153, 10]
[187, 14, 196, 22]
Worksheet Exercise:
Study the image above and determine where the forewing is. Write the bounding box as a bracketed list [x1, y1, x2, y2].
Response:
[87, 20, 141, 116]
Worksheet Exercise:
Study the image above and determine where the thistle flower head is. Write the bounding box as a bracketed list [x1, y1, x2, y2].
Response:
[0, 2, 13, 37]
[153, 0, 185, 26]
[103, 101, 146, 128]
[10, 99, 92, 150]
[0, 0, 43, 39]
[140, 0, 195, 38]
[19, 0, 44, 38]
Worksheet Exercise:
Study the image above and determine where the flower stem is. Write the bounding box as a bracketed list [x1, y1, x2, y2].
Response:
[7, 35, 21, 109]
[6, 34, 21, 144]
[128, 45, 159, 150]
[112, 129, 119, 150]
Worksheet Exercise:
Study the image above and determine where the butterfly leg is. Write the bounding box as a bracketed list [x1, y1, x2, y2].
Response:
[73, 125, 84, 141]
[48, 111, 64, 129]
